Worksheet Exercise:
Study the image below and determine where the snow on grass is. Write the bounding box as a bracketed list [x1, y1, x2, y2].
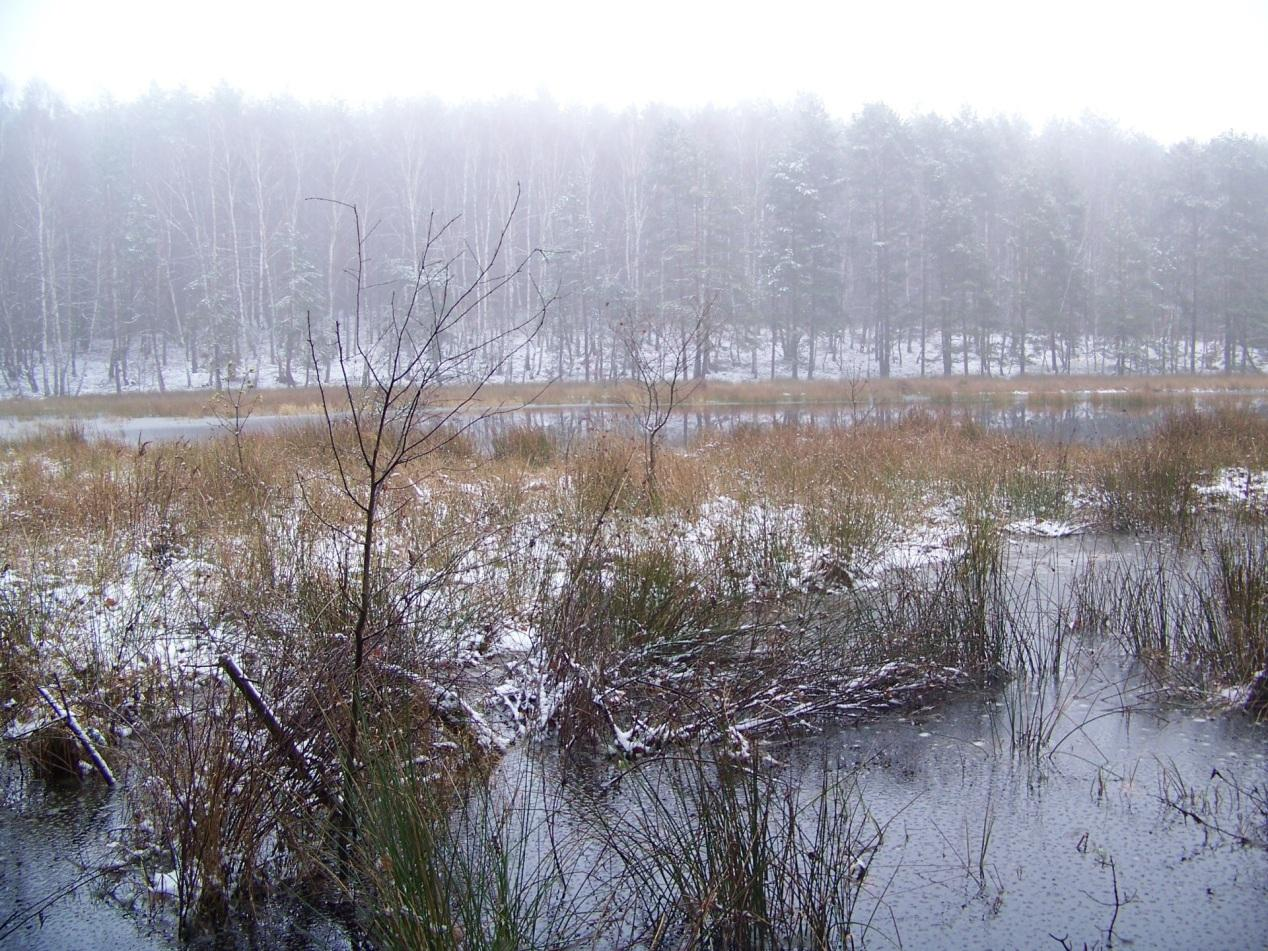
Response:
[0, 477, 975, 692]
[1004, 517, 1088, 538]
[1194, 467, 1268, 506]
[863, 522, 955, 576]
[1216, 683, 1251, 706]
[0, 452, 1126, 763]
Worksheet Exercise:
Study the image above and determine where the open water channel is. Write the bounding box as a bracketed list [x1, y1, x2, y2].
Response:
[2, 390, 1266, 448]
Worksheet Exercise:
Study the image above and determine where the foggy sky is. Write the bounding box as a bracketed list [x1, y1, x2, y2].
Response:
[2, 0, 1266, 144]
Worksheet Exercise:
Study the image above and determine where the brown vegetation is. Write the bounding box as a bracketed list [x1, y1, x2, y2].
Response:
[2, 372, 1265, 422]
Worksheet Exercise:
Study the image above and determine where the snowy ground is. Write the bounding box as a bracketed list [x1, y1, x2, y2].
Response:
[6, 329, 1261, 400]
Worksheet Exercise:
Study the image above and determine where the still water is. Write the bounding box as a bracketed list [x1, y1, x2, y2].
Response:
[2, 392, 1266, 447]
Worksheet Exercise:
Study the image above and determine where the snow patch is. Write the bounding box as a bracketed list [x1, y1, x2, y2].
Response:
[150, 869, 180, 897]
[494, 622, 535, 653]
[1005, 517, 1087, 538]
[1194, 467, 1268, 506]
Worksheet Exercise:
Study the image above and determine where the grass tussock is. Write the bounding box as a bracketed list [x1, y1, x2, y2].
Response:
[355, 752, 585, 951]
[597, 751, 882, 950]
[1075, 525, 1268, 693]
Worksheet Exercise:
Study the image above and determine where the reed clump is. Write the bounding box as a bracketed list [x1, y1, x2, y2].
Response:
[1075, 525, 1268, 692]
[595, 750, 882, 950]
[490, 424, 559, 465]
[355, 751, 580, 951]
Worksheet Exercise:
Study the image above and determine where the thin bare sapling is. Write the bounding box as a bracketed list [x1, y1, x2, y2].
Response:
[620, 301, 708, 508]
[304, 189, 551, 858]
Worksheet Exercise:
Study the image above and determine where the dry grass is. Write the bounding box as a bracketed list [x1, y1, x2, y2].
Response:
[7, 403, 1265, 566]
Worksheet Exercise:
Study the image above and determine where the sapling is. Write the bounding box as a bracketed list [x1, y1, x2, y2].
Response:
[304, 190, 551, 867]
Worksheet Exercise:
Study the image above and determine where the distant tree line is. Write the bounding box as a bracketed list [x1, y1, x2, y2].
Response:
[1, 84, 1265, 394]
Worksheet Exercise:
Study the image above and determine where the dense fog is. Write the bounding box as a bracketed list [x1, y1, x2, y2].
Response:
[2, 87, 1265, 393]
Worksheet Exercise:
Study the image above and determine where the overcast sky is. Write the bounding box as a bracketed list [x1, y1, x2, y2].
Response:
[1, 0, 1265, 143]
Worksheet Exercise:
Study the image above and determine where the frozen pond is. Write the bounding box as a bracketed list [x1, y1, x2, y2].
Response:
[0, 412, 332, 446]
[0, 775, 171, 949]
[493, 666, 1268, 949]
[814, 680, 1268, 948]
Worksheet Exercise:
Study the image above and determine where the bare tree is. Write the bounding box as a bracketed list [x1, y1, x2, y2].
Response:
[620, 302, 707, 508]
[305, 187, 551, 858]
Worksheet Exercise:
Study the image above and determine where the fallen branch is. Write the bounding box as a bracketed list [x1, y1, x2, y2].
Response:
[218, 655, 339, 811]
[35, 686, 115, 786]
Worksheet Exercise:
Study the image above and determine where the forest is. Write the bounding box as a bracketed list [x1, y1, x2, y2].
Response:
[1, 85, 1266, 396]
